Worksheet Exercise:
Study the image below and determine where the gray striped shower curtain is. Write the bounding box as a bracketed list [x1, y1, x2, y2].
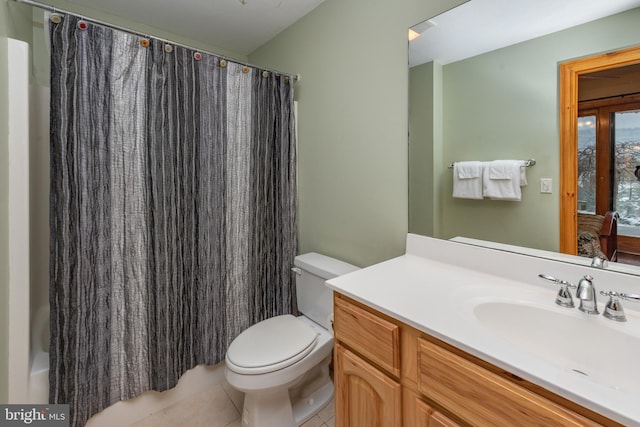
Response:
[49, 15, 297, 426]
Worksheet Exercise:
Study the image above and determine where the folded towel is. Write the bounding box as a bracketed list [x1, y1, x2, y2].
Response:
[483, 160, 522, 201]
[489, 160, 528, 186]
[488, 160, 515, 179]
[453, 161, 483, 199]
[457, 161, 482, 179]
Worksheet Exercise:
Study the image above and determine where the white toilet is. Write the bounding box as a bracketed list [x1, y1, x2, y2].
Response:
[225, 252, 359, 427]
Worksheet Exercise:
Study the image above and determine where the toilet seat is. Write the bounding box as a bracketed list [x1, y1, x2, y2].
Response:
[226, 314, 319, 375]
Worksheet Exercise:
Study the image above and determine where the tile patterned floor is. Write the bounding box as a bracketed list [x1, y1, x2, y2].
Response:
[131, 381, 334, 427]
[300, 400, 335, 427]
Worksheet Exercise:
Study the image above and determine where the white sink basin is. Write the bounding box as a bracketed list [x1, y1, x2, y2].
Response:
[473, 301, 640, 393]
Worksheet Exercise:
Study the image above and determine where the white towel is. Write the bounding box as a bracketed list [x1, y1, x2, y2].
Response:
[487, 160, 528, 186]
[520, 165, 528, 187]
[483, 160, 523, 201]
[453, 161, 483, 199]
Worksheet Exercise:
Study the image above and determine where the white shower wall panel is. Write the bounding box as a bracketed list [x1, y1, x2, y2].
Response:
[6, 36, 30, 404]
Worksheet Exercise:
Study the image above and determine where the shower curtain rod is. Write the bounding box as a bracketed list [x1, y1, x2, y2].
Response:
[14, 0, 300, 82]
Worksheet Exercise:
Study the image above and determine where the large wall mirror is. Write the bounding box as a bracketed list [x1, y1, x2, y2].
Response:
[408, 0, 640, 272]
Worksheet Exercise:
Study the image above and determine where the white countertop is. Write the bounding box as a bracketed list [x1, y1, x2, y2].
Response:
[326, 234, 640, 426]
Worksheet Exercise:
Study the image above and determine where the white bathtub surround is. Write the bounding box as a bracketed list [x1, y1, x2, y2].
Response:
[5, 36, 31, 404]
[28, 304, 49, 403]
[326, 234, 640, 426]
[4, 39, 51, 406]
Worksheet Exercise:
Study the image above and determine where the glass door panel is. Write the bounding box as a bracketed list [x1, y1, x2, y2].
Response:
[612, 109, 640, 237]
[578, 115, 597, 213]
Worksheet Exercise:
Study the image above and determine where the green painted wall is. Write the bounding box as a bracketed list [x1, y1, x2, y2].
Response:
[409, 61, 444, 237]
[409, 62, 435, 237]
[0, 1, 33, 41]
[411, 8, 640, 252]
[249, 0, 465, 267]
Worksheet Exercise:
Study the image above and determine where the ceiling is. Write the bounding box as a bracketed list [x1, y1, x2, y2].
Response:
[409, 0, 640, 67]
[66, 0, 325, 56]
[579, 62, 640, 102]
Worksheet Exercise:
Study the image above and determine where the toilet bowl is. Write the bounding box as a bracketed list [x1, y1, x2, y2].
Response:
[224, 253, 359, 427]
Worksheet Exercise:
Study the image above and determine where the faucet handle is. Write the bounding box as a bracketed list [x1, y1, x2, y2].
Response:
[600, 291, 627, 322]
[620, 293, 640, 303]
[538, 274, 576, 308]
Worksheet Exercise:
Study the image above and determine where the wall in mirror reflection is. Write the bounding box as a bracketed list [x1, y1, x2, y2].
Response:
[409, 7, 640, 253]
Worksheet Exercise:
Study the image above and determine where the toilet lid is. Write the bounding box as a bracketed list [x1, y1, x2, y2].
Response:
[226, 315, 319, 374]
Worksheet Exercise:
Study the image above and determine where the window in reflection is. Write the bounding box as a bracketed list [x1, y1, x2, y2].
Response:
[578, 96, 640, 263]
[613, 109, 640, 237]
[578, 115, 597, 214]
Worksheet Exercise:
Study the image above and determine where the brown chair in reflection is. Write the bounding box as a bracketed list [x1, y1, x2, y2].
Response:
[577, 211, 619, 262]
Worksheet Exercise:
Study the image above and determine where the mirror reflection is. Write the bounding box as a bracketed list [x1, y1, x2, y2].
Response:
[408, 0, 640, 272]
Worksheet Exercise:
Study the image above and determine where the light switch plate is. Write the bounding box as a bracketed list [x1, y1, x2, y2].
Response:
[541, 178, 552, 193]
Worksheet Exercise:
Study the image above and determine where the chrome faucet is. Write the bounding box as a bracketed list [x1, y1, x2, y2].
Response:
[590, 255, 609, 269]
[539, 272, 639, 321]
[576, 275, 599, 314]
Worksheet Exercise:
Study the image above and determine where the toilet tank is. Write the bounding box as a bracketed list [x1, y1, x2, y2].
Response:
[294, 252, 360, 327]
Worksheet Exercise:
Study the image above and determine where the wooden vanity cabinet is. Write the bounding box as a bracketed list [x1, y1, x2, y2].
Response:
[333, 293, 620, 427]
[334, 344, 401, 427]
[334, 295, 402, 426]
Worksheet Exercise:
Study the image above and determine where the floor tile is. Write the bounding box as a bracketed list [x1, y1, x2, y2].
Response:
[300, 415, 325, 427]
[131, 385, 239, 427]
[224, 418, 242, 427]
[132, 385, 334, 427]
[222, 380, 245, 413]
[317, 401, 334, 422]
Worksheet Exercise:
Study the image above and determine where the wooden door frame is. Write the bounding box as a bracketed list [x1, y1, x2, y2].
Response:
[559, 45, 640, 254]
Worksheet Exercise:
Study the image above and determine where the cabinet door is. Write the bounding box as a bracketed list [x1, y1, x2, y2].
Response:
[335, 344, 401, 427]
[404, 388, 460, 427]
[414, 398, 460, 427]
